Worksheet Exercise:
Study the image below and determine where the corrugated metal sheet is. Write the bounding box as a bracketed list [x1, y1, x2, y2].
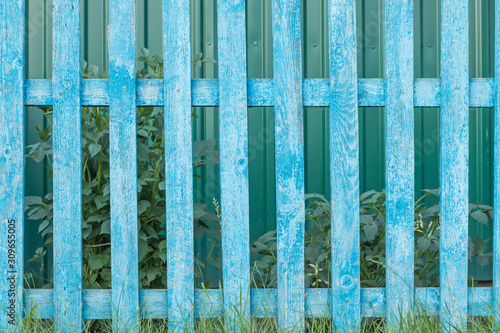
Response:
[24, 0, 495, 280]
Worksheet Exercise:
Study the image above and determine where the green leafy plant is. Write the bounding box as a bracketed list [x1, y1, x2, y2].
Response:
[251, 189, 493, 289]
[24, 47, 220, 289]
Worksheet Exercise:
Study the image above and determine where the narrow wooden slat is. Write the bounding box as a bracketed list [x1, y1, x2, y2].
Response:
[384, 0, 415, 326]
[109, 0, 139, 330]
[22, 78, 497, 108]
[52, 0, 83, 331]
[163, 0, 194, 331]
[216, 0, 250, 327]
[0, 0, 25, 330]
[494, 0, 500, 325]
[328, 0, 360, 331]
[23, 287, 495, 320]
[440, 0, 469, 329]
[272, 0, 305, 330]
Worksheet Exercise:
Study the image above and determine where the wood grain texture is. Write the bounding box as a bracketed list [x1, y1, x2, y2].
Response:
[163, 0, 194, 331]
[0, 0, 24, 331]
[216, 0, 250, 328]
[328, 0, 360, 331]
[384, 0, 415, 326]
[52, 0, 83, 331]
[109, 0, 139, 331]
[494, 0, 500, 324]
[23, 287, 495, 320]
[272, 0, 305, 331]
[23, 78, 497, 108]
[440, 0, 469, 329]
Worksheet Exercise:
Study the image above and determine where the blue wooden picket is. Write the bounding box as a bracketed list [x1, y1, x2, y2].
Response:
[109, 0, 140, 331]
[272, 0, 305, 331]
[0, 0, 24, 332]
[0, 0, 498, 331]
[440, 0, 469, 330]
[52, 0, 83, 331]
[384, 0, 415, 325]
[328, 0, 360, 331]
[216, 0, 251, 329]
[163, 0, 195, 331]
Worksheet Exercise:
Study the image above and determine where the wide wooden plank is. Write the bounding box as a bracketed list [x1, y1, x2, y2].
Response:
[52, 0, 83, 331]
[384, 0, 415, 326]
[328, 0, 360, 331]
[494, 0, 500, 326]
[217, 0, 250, 328]
[23, 287, 495, 320]
[163, 0, 194, 331]
[272, 0, 305, 331]
[0, 0, 25, 331]
[440, 0, 469, 329]
[109, 0, 139, 331]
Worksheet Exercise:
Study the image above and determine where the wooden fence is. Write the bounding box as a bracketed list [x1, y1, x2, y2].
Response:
[0, 0, 499, 332]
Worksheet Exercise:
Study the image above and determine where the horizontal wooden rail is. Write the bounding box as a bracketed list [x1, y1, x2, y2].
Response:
[24, 287, 494, 320]
[24, 78, 495, 108]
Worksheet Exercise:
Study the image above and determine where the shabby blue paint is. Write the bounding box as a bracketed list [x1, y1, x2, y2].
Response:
[163, 0, 195, 331]
[216, 0, 251, 329]
[328, 0, 360, 331]
[109, 0, 140, 331]
[22, 287, 496, 320]
[22, 78, 498, 108]
[384, 0, 415, 327]
[52, 0, 83, 331]
[0, 0, 24, 331]
[272, 0, 305, 331]
[440, 0, 469, 330]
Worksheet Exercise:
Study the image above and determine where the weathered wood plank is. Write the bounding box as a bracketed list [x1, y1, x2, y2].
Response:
[384, 0, 415, 326]
[23, 287, 495, 320]
[216, 0, 250, 328]
[494, 0, 500, 326]
[163, 0, 194, 331]
[272, 0, 305, 331]
[109, 0, 139, 331]
[328, 0, 360, 331]
[22, 78, 497, 108]
[440, 0, 469, 329]
[0, 0, 25, 331]
[52, 0, 83, 330]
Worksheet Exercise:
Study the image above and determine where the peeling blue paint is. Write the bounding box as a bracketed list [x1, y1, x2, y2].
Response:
[109, 0, 139, 331]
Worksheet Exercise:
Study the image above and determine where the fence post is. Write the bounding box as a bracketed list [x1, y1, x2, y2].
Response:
[52, 0, 83, 330]
[109, 0, 140, 330]
[440, 0, 469, 330]
[163, 0, 195, 331]
[328, 0, 361, 331]
[0, 0, 25, 331]
[217, 0, 251, 329]
[385, 0, 415, 326]
[272, 0, 305, 331]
